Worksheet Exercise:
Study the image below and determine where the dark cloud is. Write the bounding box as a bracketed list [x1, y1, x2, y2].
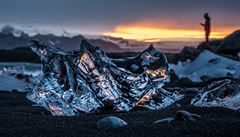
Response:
[0, 0, 239, 34]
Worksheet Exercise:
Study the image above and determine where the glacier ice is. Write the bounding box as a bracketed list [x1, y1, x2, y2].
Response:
[171, 50, 240, 82]
[191, 79, 240, 110]
[26, 40, 183, 116]
[0, 64, 40, 92]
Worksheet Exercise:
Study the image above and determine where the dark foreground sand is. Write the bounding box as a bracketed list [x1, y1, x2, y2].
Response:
[0, 91, 239, 137]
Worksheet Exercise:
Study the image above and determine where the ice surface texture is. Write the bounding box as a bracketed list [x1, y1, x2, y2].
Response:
[172, 50, 240, 82]
[191, 79, 240, 110]
[27, 40, 183, 116]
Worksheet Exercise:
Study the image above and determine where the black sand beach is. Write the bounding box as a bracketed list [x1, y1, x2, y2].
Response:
[0, 90, 239, 137]
[0, 1, 240, 137]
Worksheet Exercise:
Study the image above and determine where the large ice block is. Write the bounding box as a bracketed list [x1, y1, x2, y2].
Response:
[27, 40, 183, 116]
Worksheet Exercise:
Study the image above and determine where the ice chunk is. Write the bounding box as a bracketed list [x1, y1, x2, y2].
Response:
[0, 73, 29, 92]
[172, 50, 240, 82]
[112, 45, 169, 79]
[191, 79, 240, 110]
[27, 40, 183, 116]
[0, 63, 41, 92]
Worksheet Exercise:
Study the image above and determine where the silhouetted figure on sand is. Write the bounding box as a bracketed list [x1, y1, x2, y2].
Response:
[201, 13, 211, 43]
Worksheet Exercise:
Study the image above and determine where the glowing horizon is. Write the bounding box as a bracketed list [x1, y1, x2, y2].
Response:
[104, 25, 237, 42]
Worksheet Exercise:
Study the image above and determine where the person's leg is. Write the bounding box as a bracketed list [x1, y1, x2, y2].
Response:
[205, 31, 210, 49]
[206, 31, 209, 43]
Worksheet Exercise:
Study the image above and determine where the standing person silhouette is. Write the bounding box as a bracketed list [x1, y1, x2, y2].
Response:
[200, 13, 211, 44]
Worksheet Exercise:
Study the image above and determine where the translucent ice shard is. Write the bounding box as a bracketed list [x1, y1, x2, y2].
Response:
[191, 79, 240, 110]
[27, 40, 182, 116]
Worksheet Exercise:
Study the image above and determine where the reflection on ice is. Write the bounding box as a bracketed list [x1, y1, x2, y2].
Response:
[137, 88, 184, 110]
[27, 40, 183, 116]
[146, 68, 168, 79]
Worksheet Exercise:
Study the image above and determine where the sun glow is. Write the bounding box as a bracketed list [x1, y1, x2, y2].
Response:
[104, 25, 231, 42]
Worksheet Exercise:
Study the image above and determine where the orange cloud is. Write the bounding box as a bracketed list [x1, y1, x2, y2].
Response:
[104, 25, 235, 42]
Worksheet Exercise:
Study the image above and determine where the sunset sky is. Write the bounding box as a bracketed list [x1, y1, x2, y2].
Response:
[0, 0, 239, 41]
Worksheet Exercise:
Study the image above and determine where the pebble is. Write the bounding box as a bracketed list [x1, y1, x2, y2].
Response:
[96, 116, 128, 129]
[153, 117, 174, 125]
[175, 110, 201, 121]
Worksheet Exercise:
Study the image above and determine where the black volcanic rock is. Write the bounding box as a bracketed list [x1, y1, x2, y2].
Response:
[196, 30, 240, 60]
[177, 30, 240, 62]
[197, 40, 222, 52]
[175, 110, 201, 121]
[178, 47, 201, 62]
[218, 30, 240, 55]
